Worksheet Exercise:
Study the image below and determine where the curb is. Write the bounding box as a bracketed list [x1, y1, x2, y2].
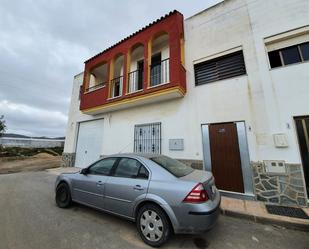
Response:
[220, 209, 309, 232]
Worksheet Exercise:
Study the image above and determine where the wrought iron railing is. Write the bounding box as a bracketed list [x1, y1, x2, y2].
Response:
[134, 122, 161, 154]
[150, 58, 169, 87]
[128, 69, 144, 93]
[85, 82, 106, 92]
[110, 76, 123, 97]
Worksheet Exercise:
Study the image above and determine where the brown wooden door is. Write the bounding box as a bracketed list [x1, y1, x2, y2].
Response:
[209, 122, 244, 193]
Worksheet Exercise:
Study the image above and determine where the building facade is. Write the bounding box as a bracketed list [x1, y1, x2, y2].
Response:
[63, 0, 309, 207]
[0, 137, 64, 148]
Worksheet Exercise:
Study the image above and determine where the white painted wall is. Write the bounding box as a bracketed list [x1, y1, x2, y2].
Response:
[245, 0, 309, 163]
[130, 45, 144, 72]
[64, 0, 309, 167]
[89, 74, 96, 88]
[151, 34, 169, 62]
[114, 55, 124, 77]
[63, 73, 83, 154]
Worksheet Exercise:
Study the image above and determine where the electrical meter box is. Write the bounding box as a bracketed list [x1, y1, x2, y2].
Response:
[169, 139, 184, 151]
[264, 160, 287, 174]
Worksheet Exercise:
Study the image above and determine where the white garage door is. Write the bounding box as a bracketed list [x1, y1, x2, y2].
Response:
[75, 119, 104, 168]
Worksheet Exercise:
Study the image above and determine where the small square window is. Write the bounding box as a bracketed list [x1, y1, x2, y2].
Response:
[268, 50, 282, 68]
[300, 42, 309, 61]
[281, 46, 301, 65]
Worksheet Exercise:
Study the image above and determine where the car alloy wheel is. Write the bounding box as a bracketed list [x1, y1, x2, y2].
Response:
[140, 210, 163, 242]
[137, 204, 171, 247]
[58, 187, 68, 202]
[55, 183, 72, 208]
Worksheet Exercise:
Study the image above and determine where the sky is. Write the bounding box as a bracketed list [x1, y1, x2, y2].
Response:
[0, 0, 221, 137]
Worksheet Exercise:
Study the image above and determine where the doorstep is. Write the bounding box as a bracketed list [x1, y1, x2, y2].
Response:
[220, 196, 309, 232]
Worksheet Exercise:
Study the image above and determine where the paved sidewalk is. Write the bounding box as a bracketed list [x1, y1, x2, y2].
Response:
[47, 167, 309, 231]
[220, 196, 309, 231]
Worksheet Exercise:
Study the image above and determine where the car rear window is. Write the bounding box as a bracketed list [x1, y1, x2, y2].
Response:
[150, 155, 194, 177]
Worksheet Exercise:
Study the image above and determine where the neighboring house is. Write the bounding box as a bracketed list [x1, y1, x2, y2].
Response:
[63, 0, 309, 207]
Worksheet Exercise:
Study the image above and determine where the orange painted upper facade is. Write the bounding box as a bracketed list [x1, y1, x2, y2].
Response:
[80, 11, 186, 114]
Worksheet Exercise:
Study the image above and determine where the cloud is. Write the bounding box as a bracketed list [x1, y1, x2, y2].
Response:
[0, 0, 220, 137]
[0, 100, 67, 137]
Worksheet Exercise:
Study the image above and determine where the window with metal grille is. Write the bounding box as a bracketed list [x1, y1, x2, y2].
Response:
[194, 50, 247, 85]
[134, 122, 161, 154]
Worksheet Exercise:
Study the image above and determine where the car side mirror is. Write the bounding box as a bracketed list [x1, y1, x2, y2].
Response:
[80, 168, 88, 175]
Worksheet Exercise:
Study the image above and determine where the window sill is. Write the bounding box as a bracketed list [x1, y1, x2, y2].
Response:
[107, 95, 122, 100]
[147, 82, 170, 89]
[126, 89, 143, 95]
[269, 60, 309, 71]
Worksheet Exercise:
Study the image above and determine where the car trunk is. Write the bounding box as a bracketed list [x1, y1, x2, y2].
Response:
[180, 170, 216, 200]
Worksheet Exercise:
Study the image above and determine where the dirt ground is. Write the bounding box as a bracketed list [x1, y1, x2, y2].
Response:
[0, 153, 61, 174]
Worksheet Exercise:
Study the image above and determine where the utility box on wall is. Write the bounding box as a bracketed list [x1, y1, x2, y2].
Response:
[264, 160, 287, 174]
[273, 133, 288, 148]
[169, 139, 184, 151]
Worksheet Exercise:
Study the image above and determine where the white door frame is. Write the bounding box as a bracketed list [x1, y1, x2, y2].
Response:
[201, 121, 255, 199]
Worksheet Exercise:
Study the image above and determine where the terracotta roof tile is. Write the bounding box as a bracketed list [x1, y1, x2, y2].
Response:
[85, 10, 180, 63]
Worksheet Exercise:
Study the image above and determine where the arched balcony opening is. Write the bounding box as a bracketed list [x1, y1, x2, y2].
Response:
[128, 43, 144, 93]
[86, 63, 108, 92]
[150, 32, 169, 87]
[111, 54, 124, 98]
[80, 11, 186, 114]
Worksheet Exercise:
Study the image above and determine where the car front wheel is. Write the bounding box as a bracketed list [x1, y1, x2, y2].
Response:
[55, 182, 72, 208]
[136, 204, 171, 247]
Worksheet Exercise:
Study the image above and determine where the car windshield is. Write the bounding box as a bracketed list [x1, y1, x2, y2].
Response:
[150, 155, 194, 177]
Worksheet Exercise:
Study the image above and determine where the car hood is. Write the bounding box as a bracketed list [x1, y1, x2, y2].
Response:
[179, 169, 213, 184]
[62, 169, 81, 175]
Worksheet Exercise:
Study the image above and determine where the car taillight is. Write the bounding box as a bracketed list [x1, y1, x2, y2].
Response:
[183, 183, 209, 203]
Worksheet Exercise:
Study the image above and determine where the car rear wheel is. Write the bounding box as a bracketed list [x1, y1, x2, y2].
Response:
[55, 182, 72, 208]
[137, 204, 171, 247]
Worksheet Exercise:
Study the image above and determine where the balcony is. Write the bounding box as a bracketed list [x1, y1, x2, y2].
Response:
[128, 69, 143, 93]
[85, 63, 108, 92]
[150, 58, 170, 87]
[80, 10, 186, 115]
[111, 76, 123, 98]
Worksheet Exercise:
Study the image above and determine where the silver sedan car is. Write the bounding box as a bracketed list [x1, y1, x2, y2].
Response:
[55, 154, 221, 247]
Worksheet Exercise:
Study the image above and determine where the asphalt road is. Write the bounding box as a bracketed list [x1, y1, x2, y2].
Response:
[0, 171, 308, 249]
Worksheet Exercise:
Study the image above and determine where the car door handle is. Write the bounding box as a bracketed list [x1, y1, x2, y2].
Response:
[96, 181, 104, 187]
[133, 185, 144, 191]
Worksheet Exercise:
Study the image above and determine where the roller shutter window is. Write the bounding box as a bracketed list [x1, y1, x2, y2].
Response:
[194, 50, 247, 86]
